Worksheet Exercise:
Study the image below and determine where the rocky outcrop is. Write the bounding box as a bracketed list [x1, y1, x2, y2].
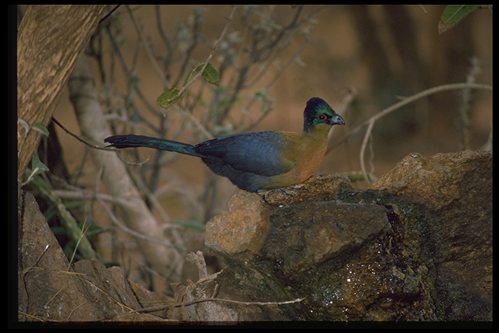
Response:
[17, 150, 492, 322]
[17, 192, 172, 323]
[199, 150, 492, 321]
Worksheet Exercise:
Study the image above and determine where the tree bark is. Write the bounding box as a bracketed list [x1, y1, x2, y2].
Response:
[17, 5, 107, 181]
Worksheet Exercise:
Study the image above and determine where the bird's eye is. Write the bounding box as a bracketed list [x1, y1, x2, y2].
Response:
[318, 114, 328, 121]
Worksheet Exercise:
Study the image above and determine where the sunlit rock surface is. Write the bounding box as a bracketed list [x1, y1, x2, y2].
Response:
[204, 150, 491, 321]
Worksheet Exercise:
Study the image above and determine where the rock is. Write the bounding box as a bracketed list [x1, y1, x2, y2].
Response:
[261, 174, 353, 206]
[205, 175, 359, 260]
[260, 201, 389, 274]
[372, 150, 492, 321]
[17, 192, 172, 322]
[205, 191, 272, 256]
[202, 150, 492, 321]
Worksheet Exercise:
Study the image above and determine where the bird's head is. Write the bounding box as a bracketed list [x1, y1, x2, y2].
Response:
[303, 97, 345, 133]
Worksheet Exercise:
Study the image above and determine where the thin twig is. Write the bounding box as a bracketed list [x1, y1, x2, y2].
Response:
[22, 245, 50, 275]
[128, 171, 172, 224]
[44, 287, 64, 309]
[80, 276, 135, 312]
[127, 170, 190, 258]
[53, 116, 151, 158]
[99, 5, 121, 24]
[52, 117, 111, 150]
[155, 5, 172, 58]
[359, 119, 375, 184]
[240, 41, 312, 133]
[172, 7, 202, 88]
[95, 194, 177, 249]
[352, 82, 492, 183]
[126, 5, 170, 87]
[133, 296, 305, 314]
[334, 86, 358, 117]
[185, 111, 214, 140]
[327, 82, 493, 154]
[66, 301, 88, 321]
[459, 57, 481, 149]
[169, 6, 237, 104]
[105, 22, 164, 121]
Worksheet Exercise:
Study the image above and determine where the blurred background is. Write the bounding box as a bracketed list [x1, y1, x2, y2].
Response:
[40, 5, 491, 290]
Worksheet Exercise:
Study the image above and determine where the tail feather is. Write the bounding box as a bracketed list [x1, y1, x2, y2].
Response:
[105, 134, 203, 157]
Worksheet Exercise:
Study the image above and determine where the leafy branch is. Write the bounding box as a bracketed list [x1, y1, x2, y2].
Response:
[157, 6, 236, 109]
[438, 5, 491, 34]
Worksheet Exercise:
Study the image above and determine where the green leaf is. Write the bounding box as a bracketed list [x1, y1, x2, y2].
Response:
[439, 5, 479, 34]
[158, 63, 220, 110]
[157, 88, 182, 109]
[31, 154, 49, 175]
[200, 63, 220, 85]
[32, 122, 49, 136]
[185, 63, 220, 86]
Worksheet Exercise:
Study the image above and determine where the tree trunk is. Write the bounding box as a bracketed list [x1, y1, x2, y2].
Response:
[68, 54, 183, 282]
[17, 5, 107, 181]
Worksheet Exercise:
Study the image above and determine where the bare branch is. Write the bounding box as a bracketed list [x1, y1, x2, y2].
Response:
[459, 57, 482, 150]
[359, 119, 375, 184]
[52, 117, 110, 151]
[134, 295, 305, 314]
[339, 82, 492, 184]
[327, 82, 493, 154]
[126, 5, 170, 87]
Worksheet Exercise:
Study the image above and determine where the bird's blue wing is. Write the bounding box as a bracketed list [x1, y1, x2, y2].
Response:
[195, 131, 295, 177]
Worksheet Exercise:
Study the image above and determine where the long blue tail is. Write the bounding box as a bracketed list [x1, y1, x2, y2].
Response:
[105, 134, 203, 157]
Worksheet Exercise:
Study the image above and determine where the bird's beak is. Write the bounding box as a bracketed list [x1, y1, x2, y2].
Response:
[330, 114, 345, 126]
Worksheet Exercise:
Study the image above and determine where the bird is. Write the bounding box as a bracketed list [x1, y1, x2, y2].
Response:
[104, 97, 345, 193]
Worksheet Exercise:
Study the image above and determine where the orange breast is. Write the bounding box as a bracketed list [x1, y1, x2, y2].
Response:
[296, 143, 327, 182]
[264, 130, 328, 189]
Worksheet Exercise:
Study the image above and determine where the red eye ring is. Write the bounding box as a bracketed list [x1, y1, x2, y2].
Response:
[318, 114, 328, 121]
